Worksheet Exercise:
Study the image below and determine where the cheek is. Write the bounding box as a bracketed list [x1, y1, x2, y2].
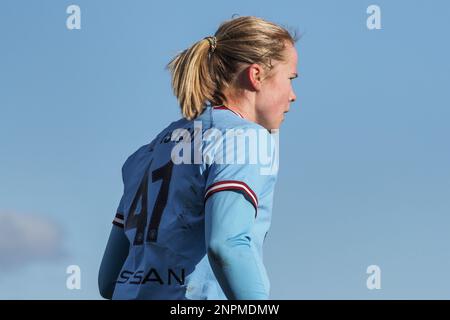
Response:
[272, 79, 291, 102]
[257, 78, 288, 116]
[271, 84, 290, 112]
[262, 81, 284, 103]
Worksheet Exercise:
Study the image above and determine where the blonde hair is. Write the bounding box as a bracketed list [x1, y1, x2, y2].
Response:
[165, 15, 300, 120]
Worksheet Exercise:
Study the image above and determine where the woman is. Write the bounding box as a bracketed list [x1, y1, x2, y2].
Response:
[98, 15, 299, 300]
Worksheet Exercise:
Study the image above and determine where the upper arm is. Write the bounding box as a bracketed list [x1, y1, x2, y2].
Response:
[205, 190, 255, 252]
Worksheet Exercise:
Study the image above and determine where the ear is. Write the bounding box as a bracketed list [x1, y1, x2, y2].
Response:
[246, 63, 264, 91]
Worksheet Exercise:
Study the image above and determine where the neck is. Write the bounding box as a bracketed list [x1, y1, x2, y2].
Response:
[221, 98, 256, 123]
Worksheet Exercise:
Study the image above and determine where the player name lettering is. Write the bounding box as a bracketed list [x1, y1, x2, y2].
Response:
[116, 268, 185, 285]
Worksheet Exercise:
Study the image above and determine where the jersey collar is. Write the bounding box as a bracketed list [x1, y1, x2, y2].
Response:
[212, 105, 244, 119]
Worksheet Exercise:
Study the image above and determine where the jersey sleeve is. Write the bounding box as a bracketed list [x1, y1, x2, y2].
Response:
[112, 204, 125, 228]
[205, 190, 270, 299]
[111, 159, 128, 229]
[204, 126, 278, 217]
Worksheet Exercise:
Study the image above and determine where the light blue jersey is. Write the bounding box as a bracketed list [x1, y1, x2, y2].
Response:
[111, 104, 278, 300]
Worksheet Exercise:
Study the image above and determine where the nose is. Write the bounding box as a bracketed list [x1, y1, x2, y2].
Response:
[289, 90, 296, 103]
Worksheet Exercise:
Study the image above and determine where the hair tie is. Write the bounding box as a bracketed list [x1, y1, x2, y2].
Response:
[204, 36, 217, 53]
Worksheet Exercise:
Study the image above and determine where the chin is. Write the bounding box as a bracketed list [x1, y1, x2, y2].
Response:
[260, 117, 282, 131]
[270, 121, 282, 131]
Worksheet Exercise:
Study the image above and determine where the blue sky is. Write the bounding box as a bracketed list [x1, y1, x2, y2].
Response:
[0, 0, 449, 299]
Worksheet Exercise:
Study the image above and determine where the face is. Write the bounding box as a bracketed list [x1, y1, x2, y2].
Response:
[253, 43, 298, 130]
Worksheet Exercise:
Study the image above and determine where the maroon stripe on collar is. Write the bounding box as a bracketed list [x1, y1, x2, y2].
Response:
[212, 105, 244, 118]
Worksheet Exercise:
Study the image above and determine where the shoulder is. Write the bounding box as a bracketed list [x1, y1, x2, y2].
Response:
[198, 106, 270, 142]
[121, 118, 189, 172]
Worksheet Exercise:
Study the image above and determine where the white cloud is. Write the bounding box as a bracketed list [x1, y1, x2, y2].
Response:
[0, 211, 66, 270]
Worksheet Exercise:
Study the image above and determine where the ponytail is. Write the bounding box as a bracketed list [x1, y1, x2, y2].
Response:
[165, 38, 216, 120]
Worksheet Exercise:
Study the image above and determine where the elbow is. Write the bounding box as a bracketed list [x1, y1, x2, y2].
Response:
[98, 285, 113, 300]
[207, 235, 251, 267]
[98, 273, 113, 300]
[207, 243, 228, 269]
[207, 241, 221, 256]
[99, 290, 112, 300]
[207, 238, 231, 257]
[208, 235, 251, 253]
